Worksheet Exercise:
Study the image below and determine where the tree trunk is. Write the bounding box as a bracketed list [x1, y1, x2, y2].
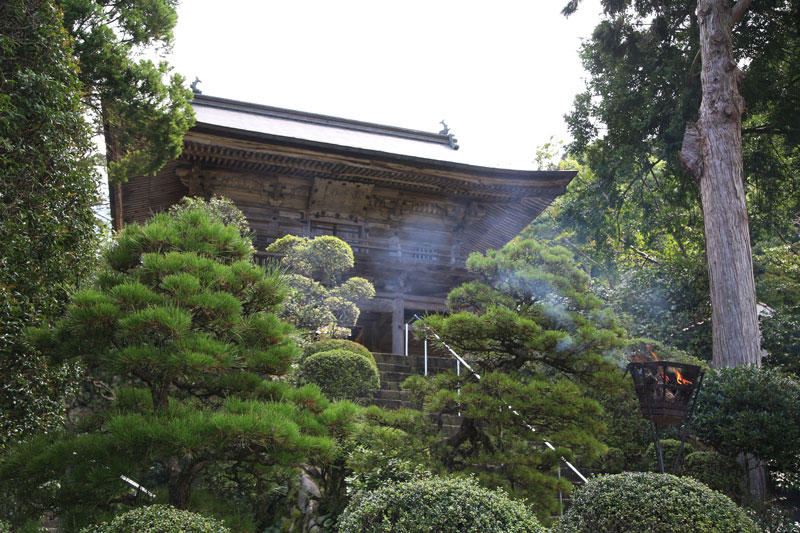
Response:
[166, 456, 205, 509]
[738, 453, 768, 501]
[681, 0, 760, 369]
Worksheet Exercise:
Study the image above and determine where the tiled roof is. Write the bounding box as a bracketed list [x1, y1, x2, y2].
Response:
[192, 94, 539, 171]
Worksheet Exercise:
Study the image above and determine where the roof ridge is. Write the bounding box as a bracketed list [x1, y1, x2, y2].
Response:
[192, 94, 457, 149]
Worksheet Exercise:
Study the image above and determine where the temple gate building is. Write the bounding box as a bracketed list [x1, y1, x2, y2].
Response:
[111, 94, 576, 354]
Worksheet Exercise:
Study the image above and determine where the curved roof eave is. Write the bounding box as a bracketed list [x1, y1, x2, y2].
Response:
[190, 94, 576, 189]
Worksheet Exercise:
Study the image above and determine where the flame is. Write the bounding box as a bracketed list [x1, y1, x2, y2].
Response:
[674, 370, 692, 385]
[646, 344, 658, 361]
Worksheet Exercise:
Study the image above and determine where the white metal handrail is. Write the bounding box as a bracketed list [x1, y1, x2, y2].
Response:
[408, 315, 588, 484]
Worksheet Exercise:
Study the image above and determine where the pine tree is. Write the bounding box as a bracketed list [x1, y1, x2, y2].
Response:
[407, 238, 630, 518]
[0, 209, 357, 529]
[266, 235, 375, 339]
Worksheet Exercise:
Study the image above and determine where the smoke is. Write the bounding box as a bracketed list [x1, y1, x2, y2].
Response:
[541, 301, 574, 330]
[556, 334, 575, 353]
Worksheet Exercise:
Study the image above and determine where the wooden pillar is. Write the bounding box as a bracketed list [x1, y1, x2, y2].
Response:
[392, 297, 404, 355]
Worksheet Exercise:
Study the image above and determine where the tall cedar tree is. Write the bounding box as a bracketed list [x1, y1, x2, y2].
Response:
[563, 0, 799, 367]
[406, 238, 629, 519]
[0, 209, 358, 529]
[679, 0, 759, 367]
[0, 0, 102, 446]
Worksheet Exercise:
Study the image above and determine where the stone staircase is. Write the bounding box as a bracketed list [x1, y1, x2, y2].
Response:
[364, 352, 463, 434]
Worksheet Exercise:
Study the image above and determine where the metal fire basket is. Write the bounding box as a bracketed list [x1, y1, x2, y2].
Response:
[627, 361, 704, 474]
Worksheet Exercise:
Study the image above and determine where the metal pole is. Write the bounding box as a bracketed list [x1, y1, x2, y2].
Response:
[424, 336, 428, 376]
[672, 371, 705, 474]
[651, 419, 665, 474]
[640, 369, 665, 474]
[405, 322, 408, 356]
[457, 359, 461, 417]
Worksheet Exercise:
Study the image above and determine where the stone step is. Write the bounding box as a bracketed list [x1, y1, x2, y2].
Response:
[376, 362, 413, 372]
[371, 389, 410, 401]
[379, 371, 413, 383]
[373, 353, 458, 370]
[364, 353, 464, 415]
[415, 367, 456, 375]
[421, 357, 459, 367]
[366, 398, 411, 410]
[374, 360, 456, 373]
[372, 353, 412, 364]
[380, 380, 405, 390]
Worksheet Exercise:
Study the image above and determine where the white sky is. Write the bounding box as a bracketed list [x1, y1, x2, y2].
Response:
[163, 0, 604, 169]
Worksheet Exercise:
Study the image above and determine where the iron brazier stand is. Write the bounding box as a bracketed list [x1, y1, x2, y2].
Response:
[627, 361, 704, 474]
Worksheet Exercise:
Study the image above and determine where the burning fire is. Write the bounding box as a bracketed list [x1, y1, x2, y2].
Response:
[645, 345, 693, 385]
[673, 370, 692, 385]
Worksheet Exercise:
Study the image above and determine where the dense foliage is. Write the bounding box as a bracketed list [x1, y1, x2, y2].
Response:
[564, 0, 799, 241]
[338, 475, 545, 533]
[682, 451, 746, 503]
[555, 472, 759, 533]
[0, 0, 102, 447]
[80, 505, 230, 533]
[693, 366, 800, 473]
[267, 235, 375, 338]
[344, 445, 433, 497]
[756, 249, 800, 380]
[0, 209, 358, 530]
[297, 349, 380, 401]
[526, 154, 713, 359]
[55, 0, 194, 182]
[552, 0, 800, 363]
[169, 196, 252, 238]
[405, 237, 631, 518]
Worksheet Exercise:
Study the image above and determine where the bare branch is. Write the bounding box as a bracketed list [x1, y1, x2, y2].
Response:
[742, 125, 785, 136]
[689, 49, 701, 79]
[731, 0, 753, 26]
[633, 248, 661, 265]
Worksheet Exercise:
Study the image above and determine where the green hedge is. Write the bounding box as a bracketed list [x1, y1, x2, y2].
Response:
[693, 365, 800, 472]
[338, 475, 545, 533]
[298, 349, 379, 400]
[80, 505, 229, 532]
[683, 451, 746, 502]
[304, 339, 374, 363]
[554, 472, 758, 533]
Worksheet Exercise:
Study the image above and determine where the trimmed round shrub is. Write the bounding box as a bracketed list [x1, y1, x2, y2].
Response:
[554, 472, 759, 533]
[298, 349, 379, 400]
[304, 339, 374, 363]
[338, 475, 545, 533]
[693, 365, 800, 472]
[80, 505, 230, 532]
